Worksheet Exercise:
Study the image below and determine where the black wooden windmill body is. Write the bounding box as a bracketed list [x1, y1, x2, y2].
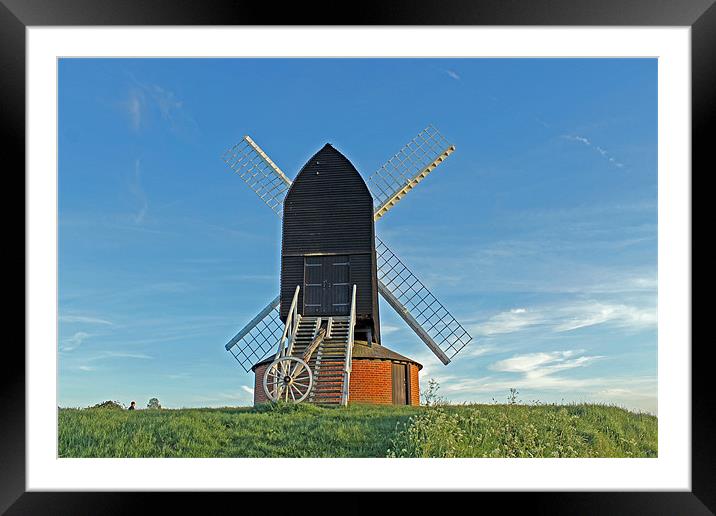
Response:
[223, 126, 473, 405]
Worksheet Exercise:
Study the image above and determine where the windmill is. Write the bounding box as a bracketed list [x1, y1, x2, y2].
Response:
[223, 126, 473, 405]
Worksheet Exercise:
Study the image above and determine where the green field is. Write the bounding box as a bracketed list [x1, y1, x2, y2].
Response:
[58, 402, 657, 458]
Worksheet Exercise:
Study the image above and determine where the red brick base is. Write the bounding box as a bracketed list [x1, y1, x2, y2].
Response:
[253, 363, 270, 404]
[253, 358, 420, 406]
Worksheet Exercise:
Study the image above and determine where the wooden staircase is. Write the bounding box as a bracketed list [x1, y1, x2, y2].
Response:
[289, 315, 352, 405]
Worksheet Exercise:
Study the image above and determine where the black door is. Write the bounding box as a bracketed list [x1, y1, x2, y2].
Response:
[303, 255, 350, 315]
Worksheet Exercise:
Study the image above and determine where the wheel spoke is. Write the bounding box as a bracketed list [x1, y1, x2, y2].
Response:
[290, 384, 303, 400]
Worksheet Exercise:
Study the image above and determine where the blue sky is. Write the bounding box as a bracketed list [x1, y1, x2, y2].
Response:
[58, 58, 657, 413]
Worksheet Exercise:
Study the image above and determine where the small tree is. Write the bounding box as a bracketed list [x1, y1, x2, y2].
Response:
[421, 378, 446, 406]
[88, 400, 125, 410]
[147, 397, 162, 410]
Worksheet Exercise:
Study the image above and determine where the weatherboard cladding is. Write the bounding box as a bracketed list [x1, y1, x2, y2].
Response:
[280, 255, 304, 320]
[279, 144, 380, 341]
[282, 144, 374, 255]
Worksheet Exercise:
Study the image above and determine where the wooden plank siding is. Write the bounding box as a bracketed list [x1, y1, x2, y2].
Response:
[280, 255, 304, 320]
[280, 144, 380, 343]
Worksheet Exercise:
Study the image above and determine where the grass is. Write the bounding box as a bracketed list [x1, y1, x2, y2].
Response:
[387, 403, 657, 458]
[58, 401, 657, 458]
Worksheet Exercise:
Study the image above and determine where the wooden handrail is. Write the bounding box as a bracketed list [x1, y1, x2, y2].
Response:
[275, 285, 300, 360]
[341, 284, 358, 405]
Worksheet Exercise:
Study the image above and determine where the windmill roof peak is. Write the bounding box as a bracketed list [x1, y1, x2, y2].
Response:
[317, 142, 338, 153]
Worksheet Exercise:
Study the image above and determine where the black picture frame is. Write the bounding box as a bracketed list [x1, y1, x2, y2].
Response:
[4, 0, 707, 513]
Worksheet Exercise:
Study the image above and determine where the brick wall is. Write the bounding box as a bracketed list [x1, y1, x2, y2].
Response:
[409, 363, 420, 405]
[253, 363, 269, 404]
[349, 360, 420, 405]
[253, 359, 420, 406]
[348, 360, 393, 404]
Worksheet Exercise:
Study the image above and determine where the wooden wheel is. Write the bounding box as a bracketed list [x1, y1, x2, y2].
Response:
[262, 356, 313, 403]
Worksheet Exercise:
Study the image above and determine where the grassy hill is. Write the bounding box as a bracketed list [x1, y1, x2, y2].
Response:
[58, 402, 657, 458]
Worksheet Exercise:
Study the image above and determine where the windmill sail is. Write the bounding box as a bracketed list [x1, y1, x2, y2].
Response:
[376, 237, 472, 364]
[225, 295, 282, 372]
[223, 136, 292, 217]
[368, 125, 455, 221]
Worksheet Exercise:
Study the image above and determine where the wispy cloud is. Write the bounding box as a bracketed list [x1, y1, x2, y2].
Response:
[80, 351, 154, 362]
[469, 300, 656, 338]
[97, 352, 153, 361]
[490, 349, 603, 378]
[203, 223, 266, 240]
[150, 84, 185, 126]
[123, 88, 144, 131]
[465, 344, 499, 357]
[223, 274, 277, 283]
[61, 331, 91, 352]
[553, 302, 656, 333]
[563, 134, 625, 169]
[444, 69, 460, 80]
[475, 308, 544, 336]
[64, 351, 154, 373]
[165, 373, 192, 380]
[60, 315, 113, 325]
[129, 159, 148, 224]
[380, 324, 402, 336]
[565, 134, 590, 145]
[443, 349, 605, 393]
[122, 76, 198, 137]
[241, 386, 254, 395]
